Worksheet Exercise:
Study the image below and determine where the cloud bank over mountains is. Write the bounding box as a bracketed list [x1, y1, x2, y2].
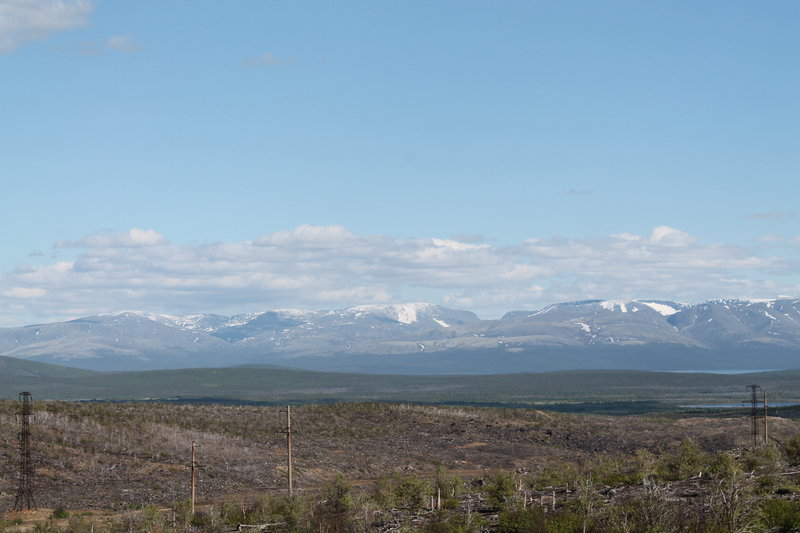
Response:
[1, 225, 797, 327]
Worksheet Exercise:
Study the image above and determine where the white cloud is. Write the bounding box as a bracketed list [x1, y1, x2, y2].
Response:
[0, 225, 797, 326]
[104, 34, 136, 52]
[2, 287, 46, 298]
[648, 225, 696, 246]
[55, 228, 168, 248]
[254, 224, 354, 247]
[0, 0, 93, 52]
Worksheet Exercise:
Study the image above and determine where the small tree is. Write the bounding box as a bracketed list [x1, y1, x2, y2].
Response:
[571, 477, 602, 533]
[485, 472, 518, 509]
[708, 470, 757, 533]
[784, 434, 800, 466]
[314, 475, 356, 533]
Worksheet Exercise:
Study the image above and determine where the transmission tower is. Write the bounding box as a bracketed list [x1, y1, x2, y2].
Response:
[744, 385, 765, 448]
[14, 391, 36, 510]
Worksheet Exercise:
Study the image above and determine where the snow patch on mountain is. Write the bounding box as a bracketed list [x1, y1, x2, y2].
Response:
[600, 300, 629, 312]
[349, 303, 437, 324]
[273, 308, 316, 317]
[222, 312, 266, 328]
[640, 301, 680, 316]
[528, 305, 555, 317]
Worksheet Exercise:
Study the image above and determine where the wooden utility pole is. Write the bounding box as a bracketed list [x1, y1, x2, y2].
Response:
[286, 406, 293, 496]
[764, 391, 769, 444]
[191, 440, 197, 515]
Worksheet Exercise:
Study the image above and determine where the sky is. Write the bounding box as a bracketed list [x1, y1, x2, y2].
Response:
[1, 0, 799, 327]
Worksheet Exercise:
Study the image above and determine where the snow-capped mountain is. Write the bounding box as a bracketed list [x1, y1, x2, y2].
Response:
[0, 299, 798, 373]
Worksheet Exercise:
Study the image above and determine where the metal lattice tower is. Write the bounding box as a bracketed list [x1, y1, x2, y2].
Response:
[14, 391, 36, 510]
[745, 385, 764, 448]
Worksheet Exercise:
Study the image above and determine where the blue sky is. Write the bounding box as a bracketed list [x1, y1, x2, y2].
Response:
[1, 0, 798, 326]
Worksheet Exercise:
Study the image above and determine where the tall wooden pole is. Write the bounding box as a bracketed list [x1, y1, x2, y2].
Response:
[191, 440, 197, 515]
[764, 391, 769, 444]
[286, 406, 293, 496]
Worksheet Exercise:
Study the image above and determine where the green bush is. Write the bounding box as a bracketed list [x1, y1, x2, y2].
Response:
[708, 452, 739, 480]
[534, 462, 578, 490]
[314, 475, 357, 532]
[172, 499, 193, 529]
[657, 438, 704, 481]
[271, 494, 313, 532]
[486, 472, 518, 508]
[497, 506, 546, 533]
[423, 510, 483, 533]
[760, 499, 800, 531]
[391, 474, 432, 509]
[785, 435, 800, 466]
[545, 511, 584, 533]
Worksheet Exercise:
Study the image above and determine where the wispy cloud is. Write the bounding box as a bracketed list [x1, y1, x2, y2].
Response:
[746, 210, 797, 221]
[0, 0, 93, 53]
[245, 52, 292, 67]
[0, 224, 797, 326]
[77, 34, 138, 55]
[55, 228, 168, 248]
[565, 189, 594, 195]
[103, 34, 137, 52]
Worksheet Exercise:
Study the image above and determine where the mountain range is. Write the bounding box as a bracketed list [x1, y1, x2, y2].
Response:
[1, 299, 799, 373]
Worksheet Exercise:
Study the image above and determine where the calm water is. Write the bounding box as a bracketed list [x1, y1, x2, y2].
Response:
[666, 369, 784, 374]
[681, 402, 798, 409]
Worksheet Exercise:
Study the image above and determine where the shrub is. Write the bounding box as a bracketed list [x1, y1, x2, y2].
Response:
[760, 499, 800, 532]
[31, 521, 60, 533]
[51, 506, 70, 519]
[497, 506, 546, 533]
[784, 434, 800, 466]
[534, 462, 579, 490]
[657, 438, 703, 481]
[486, 472, 518, 508]
[314, 475, 357, 533]
[545, 511, 584, 533]
[708, 452, 739, 481]
[423, 510, 483, 533]
[271, 494, 313, 532]
[392, 474, 432, 509]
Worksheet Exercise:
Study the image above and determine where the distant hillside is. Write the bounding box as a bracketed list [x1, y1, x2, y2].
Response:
[1, 299, 799, 373]
[0, 355, 96, 378]
[3, 362, 800, 412]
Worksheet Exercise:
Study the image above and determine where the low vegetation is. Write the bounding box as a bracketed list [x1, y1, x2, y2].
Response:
[0, 400, 800, 531]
